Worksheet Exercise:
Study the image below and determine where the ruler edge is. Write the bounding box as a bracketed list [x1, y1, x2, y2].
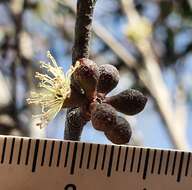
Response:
[0, 135, 190, 154]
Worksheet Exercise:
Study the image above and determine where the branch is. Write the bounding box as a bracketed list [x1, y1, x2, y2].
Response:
[64, 0, 97, 140]
[72, 0, 96, 64]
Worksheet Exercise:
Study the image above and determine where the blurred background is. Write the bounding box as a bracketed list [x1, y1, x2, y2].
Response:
[0, 0, 192, 150]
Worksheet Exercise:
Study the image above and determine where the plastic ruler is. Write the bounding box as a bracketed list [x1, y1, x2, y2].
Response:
[0, 135, 191, 190]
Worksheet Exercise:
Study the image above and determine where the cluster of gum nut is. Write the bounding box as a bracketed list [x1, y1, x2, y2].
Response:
[69, 58, 147, 144]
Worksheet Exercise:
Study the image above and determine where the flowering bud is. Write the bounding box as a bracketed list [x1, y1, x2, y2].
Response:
[62, 86, 87, 108]
[105, 116, 132, 144]
[105, 89, 147, 115]
[91, 103, 117, 132]
[97, 64, 119, 94]
[72, 58, 99, 100]
[64, 107, 88, 141]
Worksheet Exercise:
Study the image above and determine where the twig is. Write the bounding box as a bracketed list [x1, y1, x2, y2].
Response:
[64, 0, 97, 140]
[72, 0, 96, 64]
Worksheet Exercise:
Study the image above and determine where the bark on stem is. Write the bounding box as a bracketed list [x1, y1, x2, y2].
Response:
[72, 0, 96, 64]
[64, 0, 97, 140]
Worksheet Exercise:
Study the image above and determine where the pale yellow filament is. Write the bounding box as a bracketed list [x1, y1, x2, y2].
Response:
[27, 51, 79, 129]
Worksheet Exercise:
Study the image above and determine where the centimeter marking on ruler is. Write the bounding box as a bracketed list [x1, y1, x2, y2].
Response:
[0, 135, 191, 183]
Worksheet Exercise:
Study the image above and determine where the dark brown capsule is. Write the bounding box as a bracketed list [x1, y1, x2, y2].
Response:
[62, 86, 87, 108]
[104, 89, 147, 115]
[104, 116, 132, 144]
[64, 107, 88, 141]
[91, 103, 117, 132]
[72, 58, 99, 100]
[97, 64, 119, 94]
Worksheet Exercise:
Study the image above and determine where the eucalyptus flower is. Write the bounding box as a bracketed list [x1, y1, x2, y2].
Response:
[27, 51, 79, 129]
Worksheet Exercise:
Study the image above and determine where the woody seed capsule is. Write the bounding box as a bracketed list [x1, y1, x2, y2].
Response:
[72, 58, 99, 100]
[97, 64, 119, 94]
[105, 89, 147, 115]
[91, 103, 117, 132]
[105, 116, 132, 144]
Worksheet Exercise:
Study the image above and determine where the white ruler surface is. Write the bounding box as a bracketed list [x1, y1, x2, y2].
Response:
[0, 135, 191, 190]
